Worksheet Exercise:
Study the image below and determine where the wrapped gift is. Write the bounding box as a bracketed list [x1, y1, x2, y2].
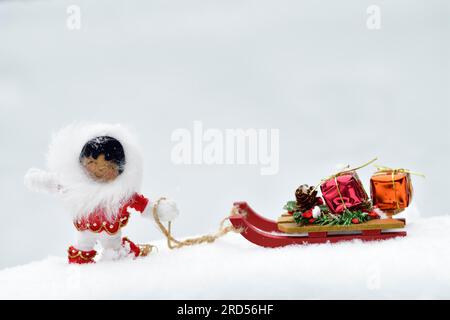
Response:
[320, 171, 369, 214]
[370, 168, 414, 212]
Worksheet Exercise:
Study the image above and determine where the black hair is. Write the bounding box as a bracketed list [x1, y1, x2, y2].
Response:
[79, 136, 126, 174]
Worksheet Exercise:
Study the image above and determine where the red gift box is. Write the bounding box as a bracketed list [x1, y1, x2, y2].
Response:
[320, 171, 369, 214]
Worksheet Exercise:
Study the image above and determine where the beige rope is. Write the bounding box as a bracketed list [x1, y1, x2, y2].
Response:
[152, 198, 243, 250]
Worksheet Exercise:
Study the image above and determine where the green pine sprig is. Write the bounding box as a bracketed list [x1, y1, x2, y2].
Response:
[284, 200, 371, 226]
[283, 201, 298, 213]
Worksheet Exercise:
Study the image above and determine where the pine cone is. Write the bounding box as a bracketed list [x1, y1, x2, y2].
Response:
[295, 184, 318, 212]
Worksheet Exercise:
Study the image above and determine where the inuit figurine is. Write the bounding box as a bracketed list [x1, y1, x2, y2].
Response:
[24, 123, 179, 264]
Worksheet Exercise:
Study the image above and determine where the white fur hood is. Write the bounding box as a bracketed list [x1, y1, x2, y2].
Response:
[46, 123, 144, 219]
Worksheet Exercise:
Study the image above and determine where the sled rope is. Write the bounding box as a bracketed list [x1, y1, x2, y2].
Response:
[152, 198, 244, 250]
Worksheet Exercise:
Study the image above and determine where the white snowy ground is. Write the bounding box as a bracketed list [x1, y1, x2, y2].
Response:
[1, 215, 449, 299]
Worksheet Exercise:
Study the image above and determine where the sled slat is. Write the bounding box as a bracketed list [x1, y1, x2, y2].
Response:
[278, 215, 296, 223]
[309, 232, 328, 238]
[277, 217, 404, 234]
[362, 229, 382, 236]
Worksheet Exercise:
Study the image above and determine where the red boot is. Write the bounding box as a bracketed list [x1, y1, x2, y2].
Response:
[68, 246, 97, 264]
[121, 237, 141, 257]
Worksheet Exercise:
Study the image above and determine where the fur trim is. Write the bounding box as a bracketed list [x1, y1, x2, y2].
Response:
[46, 123, 143, 220]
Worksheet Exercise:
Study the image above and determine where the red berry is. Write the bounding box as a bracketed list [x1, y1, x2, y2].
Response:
[302, 210, 313, 219]
[351, 218, 360, 224]
[316, 198, 324, 206]
[368, 211, 379, 218]
[288, 211, 294, 215]
[308, 218, 316, 224]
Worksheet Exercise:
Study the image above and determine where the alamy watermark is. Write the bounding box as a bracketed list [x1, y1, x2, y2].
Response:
[366, 5, 381, 30]
[171, 121, 279, 175]
[66, 5, 81, 30]
[366, 264, 381, 290]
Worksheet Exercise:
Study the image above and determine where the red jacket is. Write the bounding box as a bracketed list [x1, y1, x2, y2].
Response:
[73, 193, 149, 235]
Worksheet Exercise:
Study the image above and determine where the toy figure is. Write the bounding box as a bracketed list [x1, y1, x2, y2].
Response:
[24, 123, 179, 264]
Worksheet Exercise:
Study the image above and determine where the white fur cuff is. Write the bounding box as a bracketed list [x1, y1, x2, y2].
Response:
[143, 199, 179, 222]
[24, 168, 61, 194]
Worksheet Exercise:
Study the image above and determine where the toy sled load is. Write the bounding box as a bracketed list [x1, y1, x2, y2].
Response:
[229, 202, 406, 248]
[228, 159, 422, 248]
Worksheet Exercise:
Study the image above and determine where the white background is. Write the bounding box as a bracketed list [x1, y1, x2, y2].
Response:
[0, 0, 448, 270]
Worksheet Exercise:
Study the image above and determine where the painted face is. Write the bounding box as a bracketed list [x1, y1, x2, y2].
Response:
[81, 154, 120, 183]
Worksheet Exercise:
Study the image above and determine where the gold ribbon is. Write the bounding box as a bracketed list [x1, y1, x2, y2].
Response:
[373, 165, 425, 210]
[334, 176, 348, 211]
[373, 165, 425, 178]
[313, 157, 378, 191]
[312, 157, 378, 212]
[319, 157, 378, 185]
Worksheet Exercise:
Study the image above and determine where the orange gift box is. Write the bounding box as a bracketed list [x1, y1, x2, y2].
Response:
[370, 170, 413, 212]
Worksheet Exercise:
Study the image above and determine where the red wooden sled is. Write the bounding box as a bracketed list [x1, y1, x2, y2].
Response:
[229, 202, 407, 248]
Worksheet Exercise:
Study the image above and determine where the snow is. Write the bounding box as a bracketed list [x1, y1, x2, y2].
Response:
[1, 215, 450, 299]
[1, 0, 449, 272]
[0, 0, 448, 301]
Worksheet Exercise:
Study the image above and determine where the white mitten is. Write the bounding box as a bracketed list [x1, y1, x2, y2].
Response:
[144, 198, 179, 222]
[24, 168, 63, 194]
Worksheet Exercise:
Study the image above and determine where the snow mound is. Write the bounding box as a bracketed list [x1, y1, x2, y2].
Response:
[1, 216, 450, 299]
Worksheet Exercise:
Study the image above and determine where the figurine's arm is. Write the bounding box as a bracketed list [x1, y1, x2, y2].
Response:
[130, 193, 179, 222]
[24, 168, 64, 194]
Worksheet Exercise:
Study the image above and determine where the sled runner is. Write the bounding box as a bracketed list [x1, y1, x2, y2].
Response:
[229, 202, 406, 248]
